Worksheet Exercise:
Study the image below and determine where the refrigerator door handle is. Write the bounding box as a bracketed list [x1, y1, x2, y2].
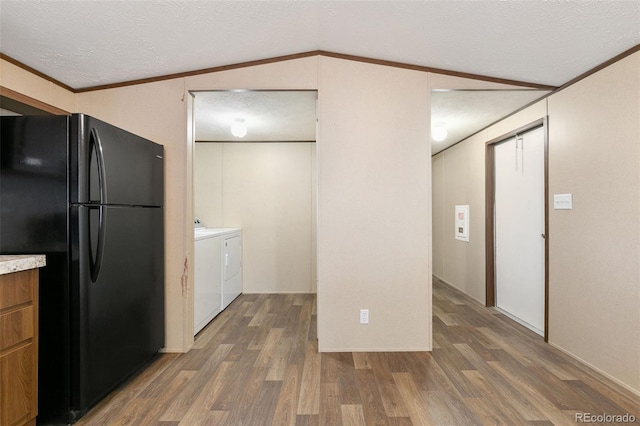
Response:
[89, 128, 107, 204]
[89, 205, 107, 283]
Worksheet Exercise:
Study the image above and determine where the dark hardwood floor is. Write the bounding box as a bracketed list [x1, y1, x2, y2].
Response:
[76, 277, 640, 425]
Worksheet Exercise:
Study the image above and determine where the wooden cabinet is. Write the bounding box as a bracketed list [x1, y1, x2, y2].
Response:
[0, 269, 38, 426]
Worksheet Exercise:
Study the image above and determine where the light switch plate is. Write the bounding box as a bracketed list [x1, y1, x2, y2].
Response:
[360, 309, 369, 324]
[554, 193, 573, 210]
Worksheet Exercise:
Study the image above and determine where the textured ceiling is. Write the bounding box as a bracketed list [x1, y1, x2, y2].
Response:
[1, 1, 638, 89]
[1, 1, 639, 151]
[431, 89, 551, 154]
[194, 91, 317, 142]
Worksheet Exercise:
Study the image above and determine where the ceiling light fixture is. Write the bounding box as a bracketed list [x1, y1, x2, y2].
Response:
[432, 123, 447, 142]
[230, 118, 247, 138]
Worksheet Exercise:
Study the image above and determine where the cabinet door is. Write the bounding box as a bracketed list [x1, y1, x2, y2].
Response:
[0, 307, 34, 350]
[1, 344, 37, 426]
[0, 270, 38, 426]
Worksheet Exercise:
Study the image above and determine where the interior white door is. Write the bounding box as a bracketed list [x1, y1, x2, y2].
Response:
[494, 126, 545, 334]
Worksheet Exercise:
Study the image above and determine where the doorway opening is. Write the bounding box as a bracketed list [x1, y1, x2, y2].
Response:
[189, 90, 318, 336]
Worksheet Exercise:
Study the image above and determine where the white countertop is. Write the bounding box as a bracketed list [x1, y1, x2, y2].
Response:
[0, 255, 46, 275]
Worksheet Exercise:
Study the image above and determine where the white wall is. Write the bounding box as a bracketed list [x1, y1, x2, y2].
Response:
[317, 57, 432, 351]
[195, 142, 316, 293]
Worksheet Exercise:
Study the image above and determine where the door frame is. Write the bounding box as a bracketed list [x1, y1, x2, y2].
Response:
[485, 117, 549, 341]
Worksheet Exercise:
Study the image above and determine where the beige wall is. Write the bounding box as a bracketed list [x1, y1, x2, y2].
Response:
[432, 52, 640, 394]
[76, 79, 192, 351]
[195, 142, 317, 293]
[77, 58, 320, 351]
[1, 58, 75, 112]
[4, 54, 433, 353]
[317, 57, 432, 351]
[6, 49, 640, 390]
[194, 143, 224, 226]
[547, 52, 640, 393]
[431, 130, 487, 303]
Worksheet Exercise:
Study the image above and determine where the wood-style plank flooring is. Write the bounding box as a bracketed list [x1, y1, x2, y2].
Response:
[76, 277, 640, 425]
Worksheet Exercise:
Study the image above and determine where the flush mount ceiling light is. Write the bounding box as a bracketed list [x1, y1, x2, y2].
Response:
[230, 118, 247, 138]
[431, 123, 448, 142]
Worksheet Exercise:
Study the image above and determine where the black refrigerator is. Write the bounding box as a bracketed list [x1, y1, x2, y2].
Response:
[0, 114, 165, 425]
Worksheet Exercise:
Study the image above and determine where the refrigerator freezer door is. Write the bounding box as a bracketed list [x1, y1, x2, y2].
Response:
[72, 114, 164, 207]
[71, 205, 164, 413]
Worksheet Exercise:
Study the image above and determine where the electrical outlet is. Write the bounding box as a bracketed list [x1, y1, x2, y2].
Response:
[360, 309, 369, 324]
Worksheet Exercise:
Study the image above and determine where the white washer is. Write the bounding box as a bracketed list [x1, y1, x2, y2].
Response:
[194, 229, 222, 335]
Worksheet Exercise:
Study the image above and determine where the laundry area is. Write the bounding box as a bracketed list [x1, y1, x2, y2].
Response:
[191, 90, 318, 335]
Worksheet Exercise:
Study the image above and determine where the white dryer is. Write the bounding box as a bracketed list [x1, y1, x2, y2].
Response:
[193, 227, 242, 335]
[222, 230, 242, 309]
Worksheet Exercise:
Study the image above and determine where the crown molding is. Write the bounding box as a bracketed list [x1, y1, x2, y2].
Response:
[3, 43, 639, 94]
[0, 86, 70, 115]
[0, 53, 75, 93]
[2, 50, 554, 93]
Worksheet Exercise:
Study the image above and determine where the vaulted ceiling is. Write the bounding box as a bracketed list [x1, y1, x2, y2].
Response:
[1, 1, 639, 151]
